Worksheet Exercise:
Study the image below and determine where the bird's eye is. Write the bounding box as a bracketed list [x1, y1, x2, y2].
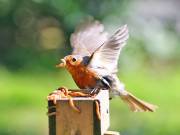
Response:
[72, 57, 77, 62]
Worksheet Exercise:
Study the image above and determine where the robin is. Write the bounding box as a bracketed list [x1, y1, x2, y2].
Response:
[51, 18, 157, 112]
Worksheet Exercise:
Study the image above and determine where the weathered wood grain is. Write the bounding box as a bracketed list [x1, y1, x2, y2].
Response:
[48, 90, 110, 135]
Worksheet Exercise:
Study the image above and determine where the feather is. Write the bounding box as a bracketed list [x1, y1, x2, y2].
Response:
[88, 25, 129, 73]
[120, 91, 158, 112]
[70, 17, 108, 56]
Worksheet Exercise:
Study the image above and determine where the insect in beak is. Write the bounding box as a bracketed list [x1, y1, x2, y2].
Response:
[56, 59, 66, 68]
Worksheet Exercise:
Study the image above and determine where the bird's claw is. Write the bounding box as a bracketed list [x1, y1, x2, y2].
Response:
[90, 88, 100, 96]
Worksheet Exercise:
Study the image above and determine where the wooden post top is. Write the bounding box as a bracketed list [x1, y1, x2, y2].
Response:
[48, 89, 119, 135]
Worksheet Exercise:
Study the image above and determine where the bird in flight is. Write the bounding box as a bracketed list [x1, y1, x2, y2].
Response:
[51, 18, 157, 112]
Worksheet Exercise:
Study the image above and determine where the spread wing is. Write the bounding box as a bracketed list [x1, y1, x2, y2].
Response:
[70, 17, 108, 56]
[88, 25, 129, 73]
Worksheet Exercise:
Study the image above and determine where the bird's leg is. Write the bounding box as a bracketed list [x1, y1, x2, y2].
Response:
[90, 88, 101, 96]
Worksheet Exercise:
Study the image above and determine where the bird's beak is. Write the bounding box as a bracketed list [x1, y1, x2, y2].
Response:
[56, 59, 66, 68]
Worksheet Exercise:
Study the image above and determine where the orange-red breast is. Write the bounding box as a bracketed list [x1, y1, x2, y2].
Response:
[56, 18, 157, 112]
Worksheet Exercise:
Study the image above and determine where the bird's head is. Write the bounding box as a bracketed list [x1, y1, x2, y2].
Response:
[56, 55, 84, 70]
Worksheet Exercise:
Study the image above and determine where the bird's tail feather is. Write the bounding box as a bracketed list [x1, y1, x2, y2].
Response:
[120, 91, 158, 112]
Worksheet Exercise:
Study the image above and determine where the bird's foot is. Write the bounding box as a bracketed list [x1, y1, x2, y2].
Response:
[90, 88, 101, 97]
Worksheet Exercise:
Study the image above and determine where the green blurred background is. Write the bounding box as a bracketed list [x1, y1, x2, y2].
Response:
[0, 0, 180, 135]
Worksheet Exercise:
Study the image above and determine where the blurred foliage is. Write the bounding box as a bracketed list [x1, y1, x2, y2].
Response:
[0, 0, 129, 70]
[0, 0, 180, 135]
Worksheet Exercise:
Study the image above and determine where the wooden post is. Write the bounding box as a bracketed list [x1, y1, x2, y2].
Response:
[48, 89, 119, 135]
